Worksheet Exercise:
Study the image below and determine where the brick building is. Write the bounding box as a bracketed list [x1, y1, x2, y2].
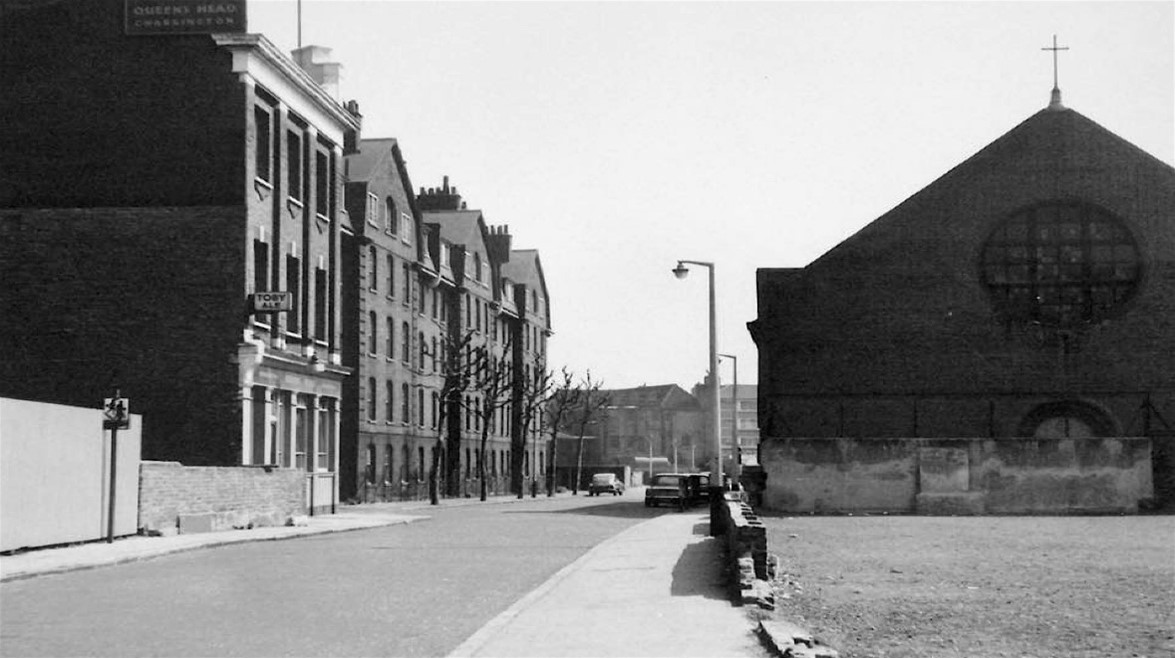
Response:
[748, 90, 1173, 513]
[0, 2, 359, 513]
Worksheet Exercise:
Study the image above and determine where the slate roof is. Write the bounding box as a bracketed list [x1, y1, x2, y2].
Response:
[425, 209, 485, 246]
[346, 138, 398, 183]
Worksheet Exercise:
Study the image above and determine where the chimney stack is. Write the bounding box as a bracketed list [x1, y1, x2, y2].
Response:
[417, 176, 465, 211]
[291, 45, 342, 100]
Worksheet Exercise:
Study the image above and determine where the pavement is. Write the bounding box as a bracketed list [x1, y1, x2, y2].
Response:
[1, 492, 781, 658]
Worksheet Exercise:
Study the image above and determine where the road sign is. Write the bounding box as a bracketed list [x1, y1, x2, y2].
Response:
[103, 397, 130, 430]
[251, 291, 292, 313]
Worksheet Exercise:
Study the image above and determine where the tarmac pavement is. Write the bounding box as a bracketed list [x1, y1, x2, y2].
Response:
[1, 492, 770, 658]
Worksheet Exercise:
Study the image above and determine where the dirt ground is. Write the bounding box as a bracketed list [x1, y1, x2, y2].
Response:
[760, 514, 1175, 658]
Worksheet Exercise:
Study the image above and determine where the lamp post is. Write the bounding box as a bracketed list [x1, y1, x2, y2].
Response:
[672, 260, 722, 536]
[719, 353, 740, 486]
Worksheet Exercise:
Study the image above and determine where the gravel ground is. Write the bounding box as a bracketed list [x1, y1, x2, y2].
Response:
[761, 514, 1175, 658]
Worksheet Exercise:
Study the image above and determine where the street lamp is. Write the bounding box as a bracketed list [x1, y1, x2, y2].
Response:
[672, 259, 723, 536]
[719, 353, 740, 485]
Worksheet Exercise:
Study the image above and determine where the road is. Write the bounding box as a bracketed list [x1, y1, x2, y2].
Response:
[0, 491, 661, 657]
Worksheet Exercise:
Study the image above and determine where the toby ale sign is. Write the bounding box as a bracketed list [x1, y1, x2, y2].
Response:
[251, 291, 292, 314]
[125, 0, 246, 35]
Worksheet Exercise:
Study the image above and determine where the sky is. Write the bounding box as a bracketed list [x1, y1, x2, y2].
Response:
[248, 0, 1174, 391]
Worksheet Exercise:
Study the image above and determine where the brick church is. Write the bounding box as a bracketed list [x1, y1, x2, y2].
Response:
[749, 86, 1173, 514]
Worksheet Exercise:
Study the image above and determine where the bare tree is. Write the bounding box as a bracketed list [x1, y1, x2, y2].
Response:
[468, 339, 515, 501]
[426, 329, 478, 503]
[569, 371, 610, 495]
[543, 367, 580, 496]
[513, 354, 553, 498]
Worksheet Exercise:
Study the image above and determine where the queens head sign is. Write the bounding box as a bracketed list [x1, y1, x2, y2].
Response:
[125, 1, 246, 35]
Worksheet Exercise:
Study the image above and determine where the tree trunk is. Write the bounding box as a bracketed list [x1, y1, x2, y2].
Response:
[429, 444, 440, 505]
[574, 434, 585, 495]
[547, 434, 557, 497]
[479, 431, 489, 502]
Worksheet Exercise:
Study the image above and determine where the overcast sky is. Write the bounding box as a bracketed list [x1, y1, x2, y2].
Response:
[249, 1, 1174, 391]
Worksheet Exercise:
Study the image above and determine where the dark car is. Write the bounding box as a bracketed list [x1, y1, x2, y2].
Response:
[588, 473, 625, 496]
[644, 473, 711, 510]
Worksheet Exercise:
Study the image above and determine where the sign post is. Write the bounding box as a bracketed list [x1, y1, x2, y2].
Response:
[103, 391, 130, 543]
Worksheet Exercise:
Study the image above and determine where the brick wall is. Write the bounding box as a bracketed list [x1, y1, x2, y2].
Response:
[139, 461, 304, 534]
[0, 207, 246, 465]
[0, 1, 244, 208]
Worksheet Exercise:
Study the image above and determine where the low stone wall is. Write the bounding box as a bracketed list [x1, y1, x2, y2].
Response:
[759, 437, 1153, 515]
[715, 493, 775, 609]
[139, 461, 305, 535]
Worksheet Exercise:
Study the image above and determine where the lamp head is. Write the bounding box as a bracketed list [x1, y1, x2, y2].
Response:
[672, 263, 689, 279]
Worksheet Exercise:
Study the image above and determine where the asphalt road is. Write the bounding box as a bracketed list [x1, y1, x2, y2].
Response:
[0, 491, 662, 657]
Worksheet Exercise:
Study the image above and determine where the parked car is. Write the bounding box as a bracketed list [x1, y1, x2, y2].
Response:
[588, 473, 625, 496]
[644, 473, 711, 510]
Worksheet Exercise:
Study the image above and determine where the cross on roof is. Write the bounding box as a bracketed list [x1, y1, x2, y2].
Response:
[1042, 34, 1070, 90]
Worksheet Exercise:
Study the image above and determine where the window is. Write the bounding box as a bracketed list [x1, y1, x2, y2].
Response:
[981, 202, 1140, 327]
[369, 246, 379, 290]
[387, 254, 395, 298]
[431, 289, 438, 318]
[383, 444, 394, 483]
[417, 388, 425, 427]
[365, 444, 376, 484]
[253, 239, 269, 295]
[418, 446, 425, 479]
[368, 311, 378, 354]
[287, 130, 302, 201]
[386, 197, 398, 235]
[474, 253, 483, 283]
[440, 242, 451, 269]
[431, 392, 439, 428]
[418, 281, 427, 315]
[254, 106, 272, 183]
[294, 395, 309, 469]
[431, 336, 438, 372]
[419, 331, 427, 370]
[314, 267, 327, 340]
[316, 401, 332, 471]
[367, 377, 377, 420]
[401, 321, 410, 362]
[386, 316, 395, 356]
[402, 263, 411, 305]
[315, 149, 329, 217]
[401, 213, 413, 244]
[285, 254, 301, 335]
[385, 380, 395, 422]
[366, 192, 379, 226]
[401, 383, 410, 423]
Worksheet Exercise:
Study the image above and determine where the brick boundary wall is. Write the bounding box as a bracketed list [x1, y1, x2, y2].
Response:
[139, 461, 304, 535]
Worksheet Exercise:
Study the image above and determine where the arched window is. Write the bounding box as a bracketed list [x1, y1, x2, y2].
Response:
[401, 445, 410, 480]
[365, 444, 376, 484]
[981, 201, 1140, 328]
[367, 377, 377, 420]
[1018, 400, 1116, 438]
[385, 380, 394, 422]
[431, 336, 438, 372]
[474, 253, 483, 282]
[419, 331, 427, 369]
[386, 197, 398, 235]
[401, 322, 410, 362]
[401, 383, 410, 423]
[417, 446, 425, 480]
[431, 392, 439, 428]
[386, 316, 394, 356]
[384, 444, 394, 484]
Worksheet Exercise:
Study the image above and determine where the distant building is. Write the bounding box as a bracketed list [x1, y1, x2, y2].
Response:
[749, 87, 1173, 514]
[720, 384, 759, 467]
[561, 385, 704, 480]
